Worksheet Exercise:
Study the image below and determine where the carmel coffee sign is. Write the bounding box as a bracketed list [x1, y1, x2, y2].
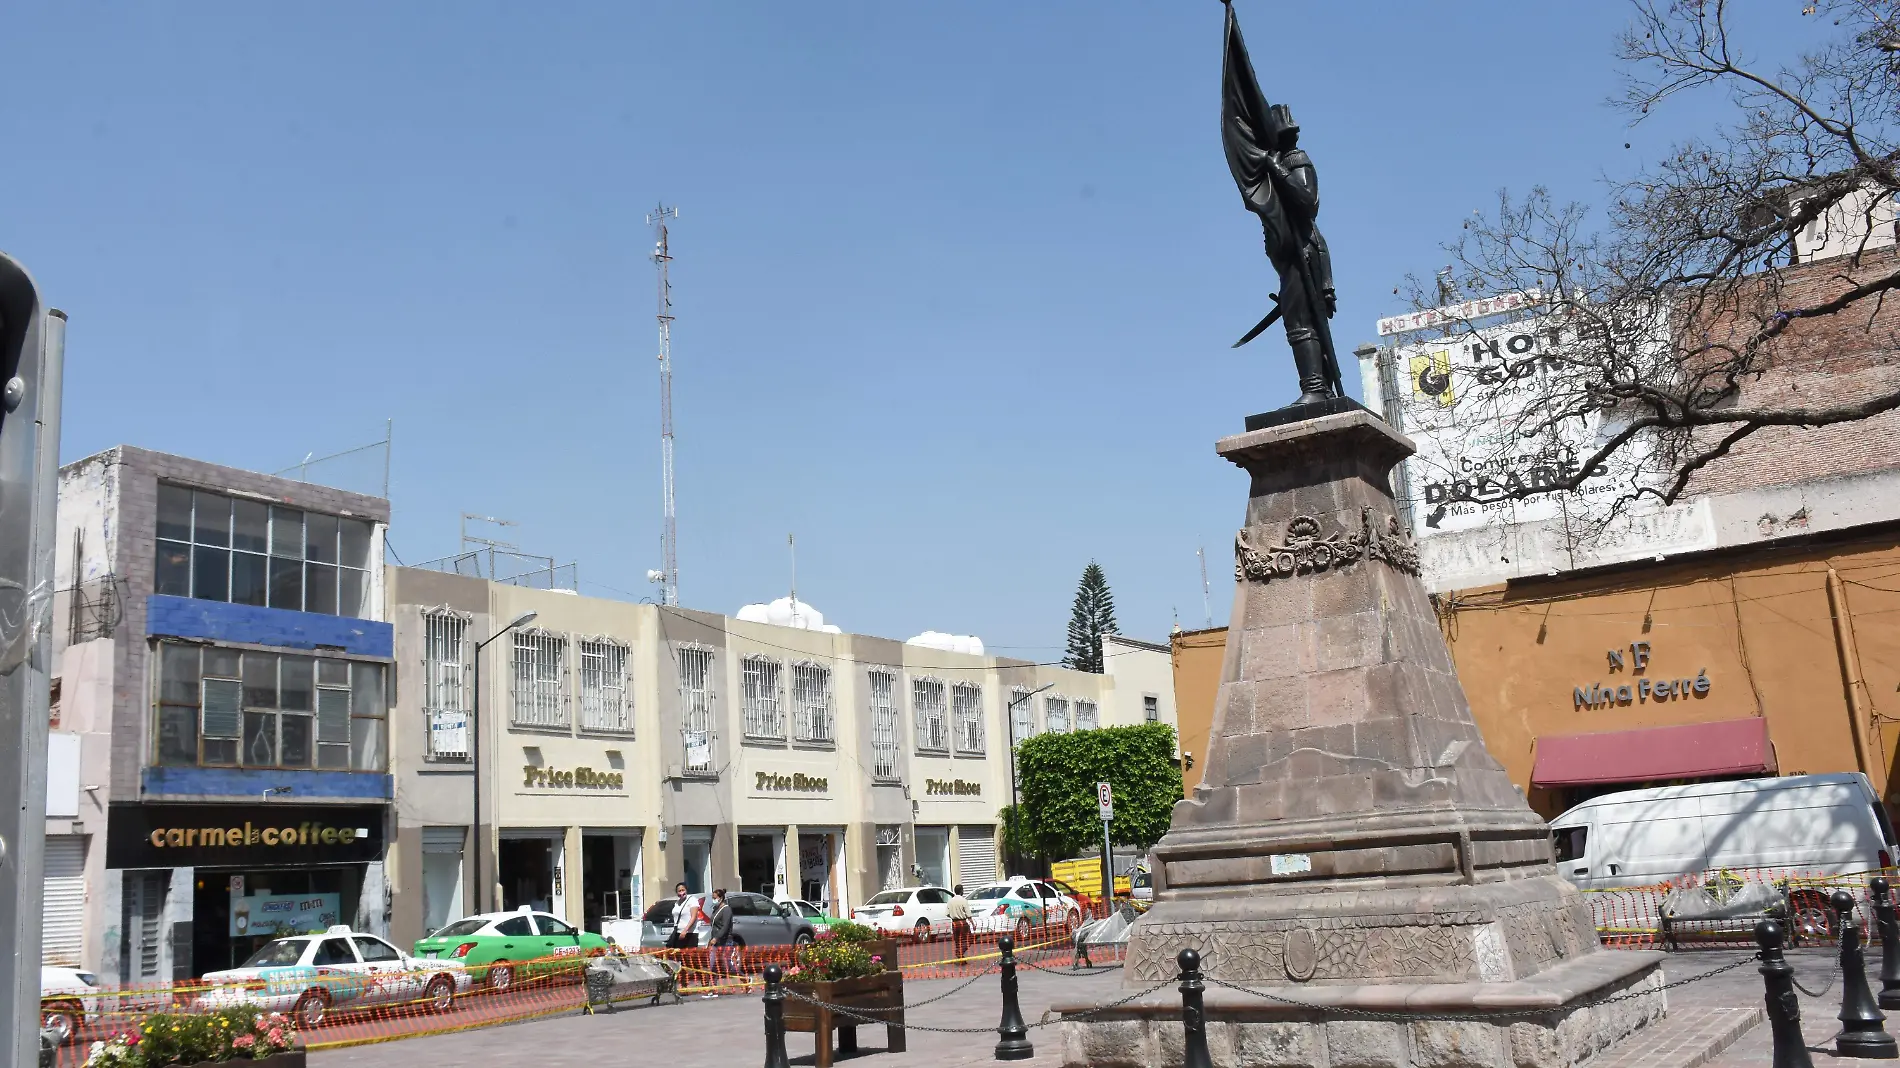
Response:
[107, 803, 385, 869]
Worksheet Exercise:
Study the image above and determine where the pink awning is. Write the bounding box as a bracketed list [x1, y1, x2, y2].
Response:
[1531, 717, 1774, 787]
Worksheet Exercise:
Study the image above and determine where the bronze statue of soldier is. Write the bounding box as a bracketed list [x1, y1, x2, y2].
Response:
[1221, 0, 1343, 406]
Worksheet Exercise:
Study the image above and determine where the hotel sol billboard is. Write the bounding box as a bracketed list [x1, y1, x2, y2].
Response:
[1377, 308, 1663, 538]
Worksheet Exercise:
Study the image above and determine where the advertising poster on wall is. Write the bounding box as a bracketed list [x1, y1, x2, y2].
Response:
[230, 891, 342, 938]
[1371, 312, 1665, 540]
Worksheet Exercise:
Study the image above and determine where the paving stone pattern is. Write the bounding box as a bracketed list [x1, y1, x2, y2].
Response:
[305, 948, 1839, 1067]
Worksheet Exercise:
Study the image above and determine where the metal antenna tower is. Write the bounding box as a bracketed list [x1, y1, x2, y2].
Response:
[648, 204, 680, 607]
[1197, 545, 1213, 628]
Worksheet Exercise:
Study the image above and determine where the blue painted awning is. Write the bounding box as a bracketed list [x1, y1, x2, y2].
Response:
[147, 595, 393, 658]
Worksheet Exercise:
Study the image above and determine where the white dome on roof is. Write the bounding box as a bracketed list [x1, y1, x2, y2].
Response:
[735, 597, 842, 634]
[905, 631, 985, 656]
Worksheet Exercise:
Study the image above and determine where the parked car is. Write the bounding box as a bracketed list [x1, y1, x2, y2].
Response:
[1130, 865, 1153, 903]
[851, 886, 954, 942]
[1551, 772, 1898, 939]
[784, 899, 845, 933]
[197, 926, 470, 1028]
[964, 883, 1047, 944]
[40, 966, 101, 1046]
[636, 897, 691, 950]
[413, 907, 613, 991]
[994, 876, 1084, 931]
[722, 892, 818, 949]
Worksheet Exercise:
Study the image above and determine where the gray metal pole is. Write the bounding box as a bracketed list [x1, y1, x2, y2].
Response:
[0, 255, 59, 1068]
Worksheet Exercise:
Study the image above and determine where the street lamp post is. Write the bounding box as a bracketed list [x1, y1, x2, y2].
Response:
[472, 610, 538, 914]
[1005, 683, 1055, 878]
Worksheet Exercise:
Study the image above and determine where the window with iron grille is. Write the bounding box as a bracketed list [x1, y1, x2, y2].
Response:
[792, 662, 832, 743]
[1010, 687, 1037, 745]
[1044, 694, 1070, 734]
[677, 646, 715, 772]
[423, 610, 469, 759]
[511, 630, 568, 729]
[742, 656, 785, 740]
[869, 670, 899, 778]
[952, 682, 984, 754]
[1144, 695, 1159, 723]
[1074, 698, 1099, 731]
[578, 638, 632, 734]
[912, 677, 948, 752]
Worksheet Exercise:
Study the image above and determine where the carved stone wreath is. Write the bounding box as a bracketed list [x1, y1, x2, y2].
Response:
[1234, 508, 1420, 583]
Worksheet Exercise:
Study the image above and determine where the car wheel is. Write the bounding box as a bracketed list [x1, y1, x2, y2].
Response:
[40, 1001, 80, 1046]
[913, 919, 933, 944]
[426, 975, 456, 1013]
[793, 931, 813, 953]
[487, 962, 515, 993]
[1065, 910, 1083, 933]
[294, 990, 330, 1030]
[1789, 891, 1835, 945]
[1014, 917, 1032, 946]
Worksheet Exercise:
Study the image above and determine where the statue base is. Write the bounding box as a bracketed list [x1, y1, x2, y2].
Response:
[1056, 408, 1664, 1065]
[1244, 394, 1368, 432]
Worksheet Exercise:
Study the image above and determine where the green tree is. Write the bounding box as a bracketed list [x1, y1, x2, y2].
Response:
[1063, 561, 1119, 673]
[1015, 723, 1181, 861]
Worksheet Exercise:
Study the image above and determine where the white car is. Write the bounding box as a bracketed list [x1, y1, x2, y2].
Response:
[996, 876, 1084, 931]
[851, 886, 954, 942]
[964, 884, 1050, 944]
[40, 966, 101, 1046]
[196, 925, 471, 1028]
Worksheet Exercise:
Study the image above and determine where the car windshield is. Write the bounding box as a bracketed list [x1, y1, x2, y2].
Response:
[968, 887, 1011, 900]
[866, 891, 911, 906]
[430, 918, 490, 938]
[643, 901, 678, 923]
[240, 940, 308, 967]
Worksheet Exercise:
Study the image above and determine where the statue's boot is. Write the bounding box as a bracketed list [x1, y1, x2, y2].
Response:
[1292, 338, 1332, 404]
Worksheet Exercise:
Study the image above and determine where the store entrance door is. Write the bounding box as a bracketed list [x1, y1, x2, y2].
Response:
[798, 830, 843, 915]
[499, 835, 564, 917]
[580, 832, 642, 934]
[737, 831, 783, 897]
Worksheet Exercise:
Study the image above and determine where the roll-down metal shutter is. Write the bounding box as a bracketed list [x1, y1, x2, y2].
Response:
[956, 826, 996, 887]
[42, 836, 85, 966]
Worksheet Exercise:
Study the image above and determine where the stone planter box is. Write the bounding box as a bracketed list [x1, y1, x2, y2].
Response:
[177, 1052, 305, 1068]
[784, 970, 906, 1068]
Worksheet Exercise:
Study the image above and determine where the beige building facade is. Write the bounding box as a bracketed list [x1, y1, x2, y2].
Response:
[384, 567, 1177, 947]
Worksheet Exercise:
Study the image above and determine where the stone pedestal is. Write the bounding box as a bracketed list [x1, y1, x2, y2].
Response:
[1057, 411, 1663, 1067]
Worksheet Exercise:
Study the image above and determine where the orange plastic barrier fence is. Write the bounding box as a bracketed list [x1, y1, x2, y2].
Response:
[43, 911, 1110, 1063]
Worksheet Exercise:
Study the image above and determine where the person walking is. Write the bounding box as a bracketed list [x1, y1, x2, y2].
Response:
[707, 888, 737, 987]
[947, 883, 973, 962]
[671, 883, 707, 949]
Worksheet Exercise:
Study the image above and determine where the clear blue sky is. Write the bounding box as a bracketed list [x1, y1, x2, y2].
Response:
[0, 2, 1817, 654]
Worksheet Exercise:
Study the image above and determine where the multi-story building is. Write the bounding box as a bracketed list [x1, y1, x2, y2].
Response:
[50, 447, 391, 984]
[382, 570, 1178, 947]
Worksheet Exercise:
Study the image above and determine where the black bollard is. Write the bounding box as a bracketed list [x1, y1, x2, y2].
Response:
[1834, 888, 1900, 1058]
[1874, 878, 1900, 1012]
[995, 934, 1034, 1061]
[1758, 920, 1817, 1068]
[762, 964, 790, 1068]
[1178, 949, 1215, 1068]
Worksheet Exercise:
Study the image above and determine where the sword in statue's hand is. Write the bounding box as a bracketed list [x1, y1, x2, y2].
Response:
[1232, 292, 1281, 349]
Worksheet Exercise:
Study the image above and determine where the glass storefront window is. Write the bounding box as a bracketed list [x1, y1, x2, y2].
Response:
[153, 641, 387, 772]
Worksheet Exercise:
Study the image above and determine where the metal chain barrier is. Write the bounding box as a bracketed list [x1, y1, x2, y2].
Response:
[776, 977, 1174, 1035]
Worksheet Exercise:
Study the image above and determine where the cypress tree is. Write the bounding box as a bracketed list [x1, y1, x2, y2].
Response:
[1063, 561, 1119, 673]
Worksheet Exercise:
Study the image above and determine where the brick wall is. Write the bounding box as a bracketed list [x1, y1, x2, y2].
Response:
[1682, 245, 1900, 497]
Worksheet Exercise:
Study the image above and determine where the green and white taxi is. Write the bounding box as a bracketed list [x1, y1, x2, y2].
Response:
[412, 907, 614, 991]
[196, 925, 470, 1028]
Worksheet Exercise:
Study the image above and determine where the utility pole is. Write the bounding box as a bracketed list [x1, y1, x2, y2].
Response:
[649, 204, 680, 607]
[0, 253, 61, 1068]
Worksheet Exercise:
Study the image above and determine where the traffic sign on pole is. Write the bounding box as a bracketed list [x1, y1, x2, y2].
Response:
[1097, 781, 1114, 821]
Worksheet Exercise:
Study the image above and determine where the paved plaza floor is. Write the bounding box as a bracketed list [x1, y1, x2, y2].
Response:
[305, 947, 1867, 1068]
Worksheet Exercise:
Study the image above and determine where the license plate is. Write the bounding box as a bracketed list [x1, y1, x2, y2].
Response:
[424, 951, 437, 959]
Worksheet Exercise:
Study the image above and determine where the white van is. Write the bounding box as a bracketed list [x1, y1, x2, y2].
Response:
[1550, 773, 1895, 891]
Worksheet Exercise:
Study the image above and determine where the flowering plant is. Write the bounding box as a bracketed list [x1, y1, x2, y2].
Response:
[818, 920, 879, 944]
[85, 1007, 299, 1066]
[786, 939, 883, 984]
